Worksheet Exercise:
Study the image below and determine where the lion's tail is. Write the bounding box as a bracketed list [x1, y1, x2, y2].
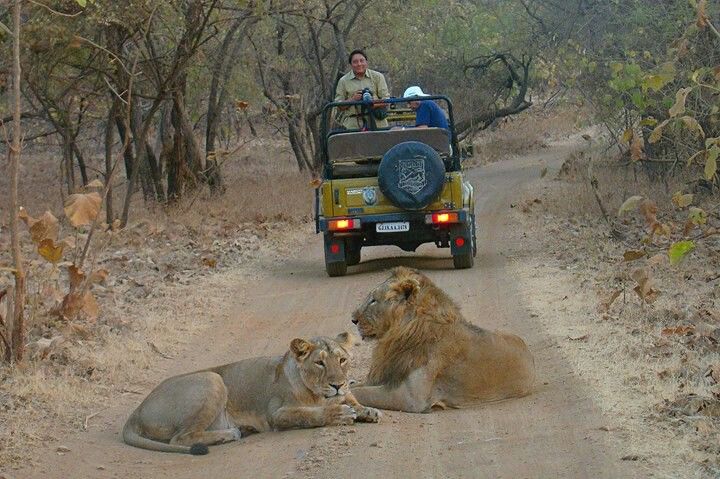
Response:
[122, 418, 209, 455]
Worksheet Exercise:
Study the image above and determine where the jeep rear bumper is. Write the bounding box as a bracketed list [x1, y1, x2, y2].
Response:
[319, 209, 473, 255]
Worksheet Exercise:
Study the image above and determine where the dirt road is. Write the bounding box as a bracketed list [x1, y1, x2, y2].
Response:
[22, 139, 644, 478]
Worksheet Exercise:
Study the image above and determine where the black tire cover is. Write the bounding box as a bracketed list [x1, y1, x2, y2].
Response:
[378, 141, 445, 210]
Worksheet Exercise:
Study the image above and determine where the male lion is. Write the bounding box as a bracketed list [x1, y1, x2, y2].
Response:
[350, 267, 535, 413]
[123, 333, 380, 455]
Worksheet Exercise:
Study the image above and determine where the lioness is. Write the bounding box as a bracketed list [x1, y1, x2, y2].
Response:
[123, 333, 380, 455]
[350, 267, 535, 413]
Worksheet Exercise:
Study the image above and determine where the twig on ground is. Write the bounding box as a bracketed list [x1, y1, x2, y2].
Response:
[147, 341, 174, 359]
[83, 409, 104, 430]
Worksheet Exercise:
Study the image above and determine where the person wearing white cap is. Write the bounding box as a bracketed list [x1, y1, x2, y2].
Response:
[403, 86, 449, 130]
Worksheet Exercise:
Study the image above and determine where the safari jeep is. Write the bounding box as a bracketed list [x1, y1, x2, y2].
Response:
[315, 95, 475, 277]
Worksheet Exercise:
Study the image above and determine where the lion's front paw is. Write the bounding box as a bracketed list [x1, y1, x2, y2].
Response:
[355, 406, 382, 423]
[325, 404, 357, 426]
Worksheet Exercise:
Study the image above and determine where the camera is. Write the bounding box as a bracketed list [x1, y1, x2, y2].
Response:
[361, 87, 372, 103]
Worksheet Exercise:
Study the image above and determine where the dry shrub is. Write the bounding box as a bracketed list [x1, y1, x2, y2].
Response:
[468, 104, 588, 166]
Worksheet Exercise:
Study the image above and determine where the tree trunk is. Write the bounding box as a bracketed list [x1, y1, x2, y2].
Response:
[115, 113, 135, 180]
[8, 0, 26, 363]
[73, 141, 89, 186]
[105, 99, 116, 224]
[205, 17, 247, 194]
[62, 135, 75, 194]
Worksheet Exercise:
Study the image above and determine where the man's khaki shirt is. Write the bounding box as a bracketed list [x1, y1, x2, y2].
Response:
[334, 69, 390, 129]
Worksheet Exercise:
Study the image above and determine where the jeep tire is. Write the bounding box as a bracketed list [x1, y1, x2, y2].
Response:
[452, 220, 475, 269]
[378, 141, 445, 210]
[325, 260, 347, 277]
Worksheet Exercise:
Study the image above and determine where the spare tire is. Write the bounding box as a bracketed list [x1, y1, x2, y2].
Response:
[378, 141, 445, 210]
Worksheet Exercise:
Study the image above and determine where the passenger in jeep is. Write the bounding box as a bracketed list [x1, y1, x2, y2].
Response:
[335, 49, 390, 130]
[403, 86, 449, 130]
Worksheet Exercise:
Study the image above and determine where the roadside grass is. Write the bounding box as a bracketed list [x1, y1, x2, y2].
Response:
[468, 104, 587, 166]
[0, 134, 313, 470]
[514, 143, 720, 476]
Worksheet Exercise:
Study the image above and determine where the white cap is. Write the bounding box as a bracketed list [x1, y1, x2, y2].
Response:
[403, 86, 429, 98]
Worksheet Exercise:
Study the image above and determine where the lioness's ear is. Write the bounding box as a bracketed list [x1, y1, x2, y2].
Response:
[388, 278, 420, 301]
[335, 331, 357, 350]
[290, 338, 315, 361]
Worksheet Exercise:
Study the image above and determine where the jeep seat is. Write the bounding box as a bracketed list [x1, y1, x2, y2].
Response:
[327, 127, 450, 162]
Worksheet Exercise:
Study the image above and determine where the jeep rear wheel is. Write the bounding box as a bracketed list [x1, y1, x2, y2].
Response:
[325, 260, 347, 277]
[452, 221, 475, 269]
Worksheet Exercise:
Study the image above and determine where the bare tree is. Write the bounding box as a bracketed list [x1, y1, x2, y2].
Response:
[5, 0, 26, 362]
[456, 53, 534, 140]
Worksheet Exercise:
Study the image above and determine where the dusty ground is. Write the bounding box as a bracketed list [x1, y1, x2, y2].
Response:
[1, 110, 718, 478]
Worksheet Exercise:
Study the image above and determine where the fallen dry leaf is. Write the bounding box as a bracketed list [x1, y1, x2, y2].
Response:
[568, 334, 589, 341]
[202, 257, 217, 268]
[661, 325, 695, 336]
[705, 364, 720, 384]
[598, 289, 622, 313]
[623, 250, 645, 262]
[631, 267, 659, 303]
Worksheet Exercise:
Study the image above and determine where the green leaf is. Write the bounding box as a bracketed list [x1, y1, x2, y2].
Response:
[668, 241, 695, 265]
[76, 0, 87, 6]
[706, 145, 719, 180]
[639, 117, 658, 127]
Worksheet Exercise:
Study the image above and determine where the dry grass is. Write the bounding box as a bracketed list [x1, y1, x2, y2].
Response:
[510, 140, 720, 477]
[467, 104, 588, 166]
[0, 134, 314, 470]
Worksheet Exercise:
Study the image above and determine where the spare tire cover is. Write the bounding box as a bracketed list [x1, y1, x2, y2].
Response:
[378, 141, 445, 210]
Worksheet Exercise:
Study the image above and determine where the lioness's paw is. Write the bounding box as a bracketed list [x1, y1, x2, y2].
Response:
[355, 406, 382, 423]
[325, 404, 357, 426]
[231, 427, 242, 441]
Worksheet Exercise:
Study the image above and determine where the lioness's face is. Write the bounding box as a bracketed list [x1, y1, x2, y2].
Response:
[290, 334, 354, 399]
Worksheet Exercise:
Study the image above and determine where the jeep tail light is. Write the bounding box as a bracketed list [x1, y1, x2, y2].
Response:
[425, 212, 459, 224]
[330, 243, 341, 254]
[455, 237, 465, 247]
[329, 218, 361, 231]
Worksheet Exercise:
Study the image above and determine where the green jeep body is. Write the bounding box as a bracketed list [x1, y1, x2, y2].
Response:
[316, 96, 476, 277]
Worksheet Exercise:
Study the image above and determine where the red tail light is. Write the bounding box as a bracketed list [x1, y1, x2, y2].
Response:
[425, 212, 459, 224]
[455, 237, 465, 247]
[330, 243, 341, 254]
[329, 218, 361, 231]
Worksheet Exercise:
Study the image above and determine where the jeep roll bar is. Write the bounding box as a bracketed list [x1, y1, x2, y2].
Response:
[320, 95, 461, 169]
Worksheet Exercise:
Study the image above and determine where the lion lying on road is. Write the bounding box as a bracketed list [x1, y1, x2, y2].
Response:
[350, 267, 535, 413]
[123, 333, 380, 455]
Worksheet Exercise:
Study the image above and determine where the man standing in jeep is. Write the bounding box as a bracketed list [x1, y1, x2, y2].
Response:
[334, 49, 390, 130]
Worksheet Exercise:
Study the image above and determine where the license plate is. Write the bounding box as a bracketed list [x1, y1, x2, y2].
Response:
[376, 222, 410, 233]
